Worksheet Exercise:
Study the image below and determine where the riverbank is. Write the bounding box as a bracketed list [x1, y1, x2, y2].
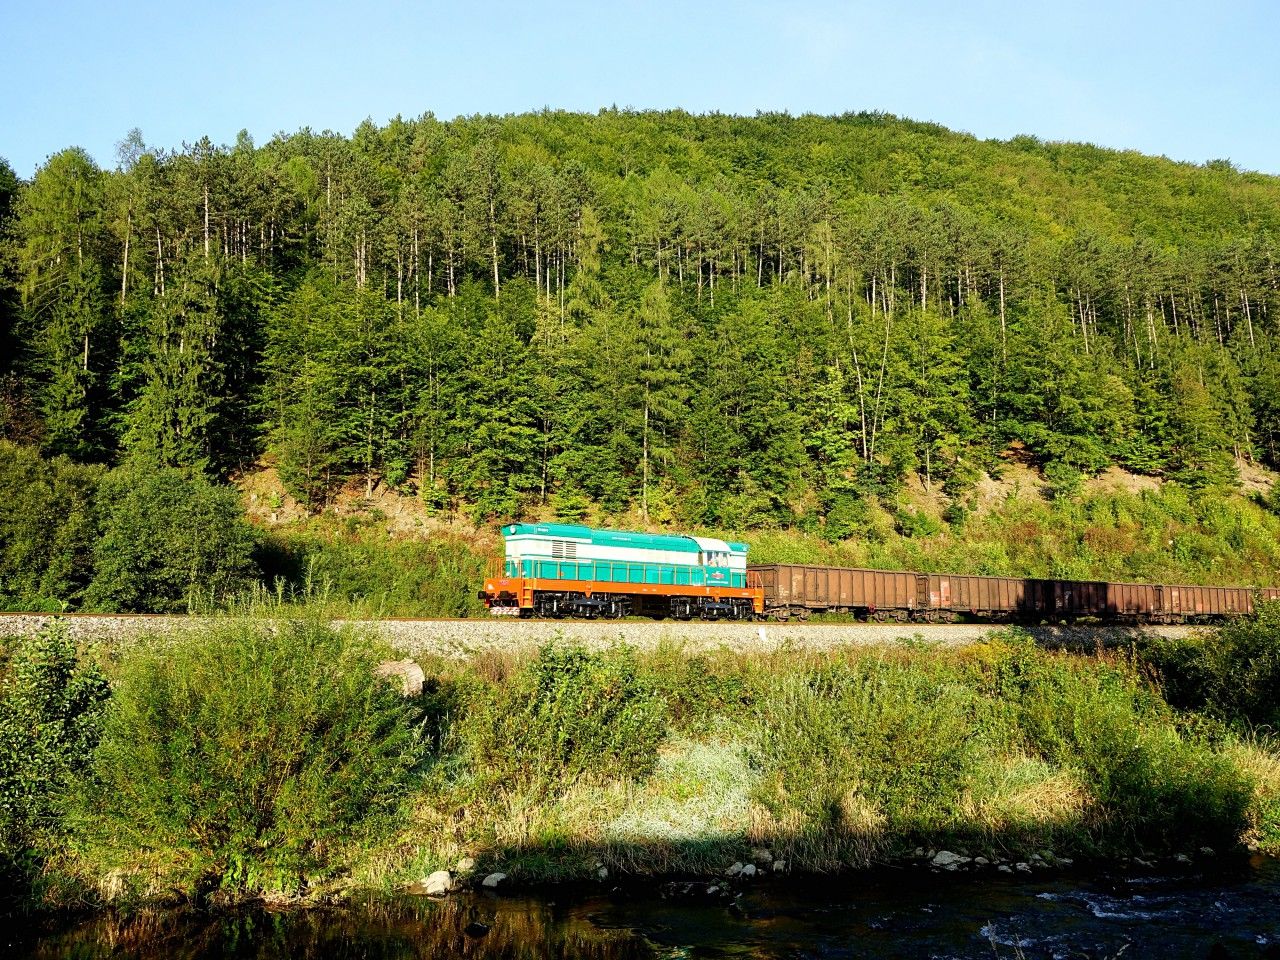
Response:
[14, 856, 1280, 959]
[3, 612, 1277, 916]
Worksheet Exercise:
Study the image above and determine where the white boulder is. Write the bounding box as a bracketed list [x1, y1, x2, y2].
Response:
[375, 659, 426, 696]
[423, 870, 453, 896]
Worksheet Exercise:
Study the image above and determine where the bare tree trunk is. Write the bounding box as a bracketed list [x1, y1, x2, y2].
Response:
[120, 212, 131, 302]
[641, 397, 650, 522]
[490, 198, 501, 299]
[870, 311, 892, 461]
[1242, 288, 1256, 348]
[848, 298, 869, 460]
[155, 228, 165, 297]
[998, 267, 1007, 361]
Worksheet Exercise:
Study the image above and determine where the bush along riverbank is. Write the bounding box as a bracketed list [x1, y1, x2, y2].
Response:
[1, 613, 1279, 913]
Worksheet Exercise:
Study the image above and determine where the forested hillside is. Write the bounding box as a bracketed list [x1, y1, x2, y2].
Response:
[3, 110, 1280, 538]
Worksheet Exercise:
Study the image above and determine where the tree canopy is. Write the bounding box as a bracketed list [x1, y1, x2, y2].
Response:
[2, 111, 1279, 534]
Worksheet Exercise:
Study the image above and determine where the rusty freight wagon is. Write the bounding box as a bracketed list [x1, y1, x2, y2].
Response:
[749, 563, 1280, 623]
[750, 564, 925, 619]
[1160, 584, 1261, 621]
[924, 574, 1024, 621]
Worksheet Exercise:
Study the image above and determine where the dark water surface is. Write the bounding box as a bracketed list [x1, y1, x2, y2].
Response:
[11, 858, 1280, 959]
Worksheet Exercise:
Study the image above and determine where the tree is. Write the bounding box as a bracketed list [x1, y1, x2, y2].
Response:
[0, 442, 102, 610]
[84, 466, 257, 612]
[15, 149, 114, 460]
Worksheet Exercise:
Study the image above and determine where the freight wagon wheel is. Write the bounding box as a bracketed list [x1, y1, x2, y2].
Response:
[872, 610, 888, 623]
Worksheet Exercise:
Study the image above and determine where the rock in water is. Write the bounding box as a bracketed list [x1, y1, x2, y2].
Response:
[423, 870, 453, 896]
[930, 850, 969, 870]
[726, 862, 744, 877]
[741, 864, 757, 878]
[376, 659, 425, 696]
[481, 872, 507, 888]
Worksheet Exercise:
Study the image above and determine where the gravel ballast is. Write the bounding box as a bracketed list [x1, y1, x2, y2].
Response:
[0, 613, 1205, 659]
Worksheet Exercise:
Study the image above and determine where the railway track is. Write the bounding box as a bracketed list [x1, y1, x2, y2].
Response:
[0, 611, 1207, 659]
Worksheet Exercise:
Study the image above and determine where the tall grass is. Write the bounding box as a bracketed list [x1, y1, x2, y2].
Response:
[452, 643, 669, 794]
[995, 640, 1252, 849]
[395, 637, 1276, 882]
[255, 526, 489, 618]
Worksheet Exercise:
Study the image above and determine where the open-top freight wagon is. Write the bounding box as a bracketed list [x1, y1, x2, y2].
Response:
[750, 563, 1280, 624]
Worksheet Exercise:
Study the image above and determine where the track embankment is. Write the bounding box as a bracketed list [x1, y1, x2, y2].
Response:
[0, 612, 1206, 658]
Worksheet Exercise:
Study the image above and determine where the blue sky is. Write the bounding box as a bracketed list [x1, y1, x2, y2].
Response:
[3, 0, 1277, 177]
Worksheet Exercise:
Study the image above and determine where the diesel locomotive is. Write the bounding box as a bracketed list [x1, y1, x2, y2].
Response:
[480, 523, 762, 619]
[478, 523, 1280, 623]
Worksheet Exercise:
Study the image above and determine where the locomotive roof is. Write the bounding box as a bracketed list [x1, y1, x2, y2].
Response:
[502, 523, 748, 554]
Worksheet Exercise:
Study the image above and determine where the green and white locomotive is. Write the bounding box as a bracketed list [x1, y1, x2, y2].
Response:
[481, 523, 762, 619]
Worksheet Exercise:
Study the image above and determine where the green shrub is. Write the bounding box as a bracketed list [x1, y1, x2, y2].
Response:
[457, 643, 668, 793]
[995, 640, 1252, 849]
[84, 466, 257, 613]
[639, 648, 751, 731]
[1138, 604, 1280, 732]
[77, 618, 424, 896]
[0, 623, 108, 884]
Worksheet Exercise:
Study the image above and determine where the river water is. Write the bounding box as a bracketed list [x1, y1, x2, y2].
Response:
[12, 857, 1280, 959]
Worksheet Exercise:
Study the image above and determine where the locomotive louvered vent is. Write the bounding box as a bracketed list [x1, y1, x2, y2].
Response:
[552, 540, 577, 560]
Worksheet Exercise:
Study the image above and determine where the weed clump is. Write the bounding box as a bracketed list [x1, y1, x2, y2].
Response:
[456, 643, 668, 793]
